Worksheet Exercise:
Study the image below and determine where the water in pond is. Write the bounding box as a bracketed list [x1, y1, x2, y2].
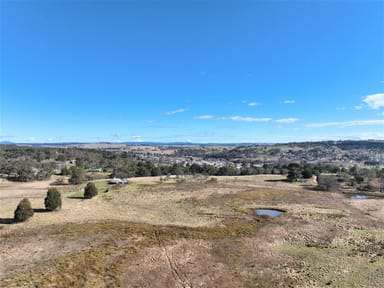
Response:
[255, 209, 284, 218]
[351, 195, 368, 199]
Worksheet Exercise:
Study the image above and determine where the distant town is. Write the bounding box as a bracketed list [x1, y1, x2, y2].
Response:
[1, 140, 383, 192]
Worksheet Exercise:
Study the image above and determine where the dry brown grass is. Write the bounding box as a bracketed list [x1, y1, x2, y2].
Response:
[1, 175, 383, 287]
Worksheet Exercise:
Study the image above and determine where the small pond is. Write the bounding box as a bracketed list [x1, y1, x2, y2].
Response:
[351, 195, 369, 199]
[255, 209, 284, 218]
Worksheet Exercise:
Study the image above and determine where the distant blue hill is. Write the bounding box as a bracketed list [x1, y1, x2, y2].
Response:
[0, 141, 14, 145]
[0, 141, 265, 147]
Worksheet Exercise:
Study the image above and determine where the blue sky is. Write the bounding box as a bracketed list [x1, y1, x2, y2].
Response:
[1, 0, 383, 143]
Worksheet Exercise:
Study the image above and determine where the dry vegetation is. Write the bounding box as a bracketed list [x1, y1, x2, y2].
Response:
[0, 175, 383, 287]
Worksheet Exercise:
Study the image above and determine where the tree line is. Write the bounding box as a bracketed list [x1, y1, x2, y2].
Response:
[1, 145, 383, 192]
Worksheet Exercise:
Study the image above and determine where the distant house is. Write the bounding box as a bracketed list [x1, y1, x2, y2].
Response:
[109, 178, 128, 184]
[51, 178, 69, 185]
[88, 168, 103, 172]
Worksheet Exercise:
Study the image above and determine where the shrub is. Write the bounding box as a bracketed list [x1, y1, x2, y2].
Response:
[302, 168, 313, 179]
[14, 198, 34, 222]
[317, 174, 339, 191]
[44, 188, 62, 211]
[84, 182, 98, 199]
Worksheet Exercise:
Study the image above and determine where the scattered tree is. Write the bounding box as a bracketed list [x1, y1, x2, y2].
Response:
[287, 163, 302, 182]
[69, 166, 85, 184]
[44, 188, 62, 211]
[355, 175, 365, 184]
[14, 198, 34, 222]
[84, 182, 98, 199]
[61, 166, 71, 176]
[317, 174, 339, 191]
[302, 168, 313, 179]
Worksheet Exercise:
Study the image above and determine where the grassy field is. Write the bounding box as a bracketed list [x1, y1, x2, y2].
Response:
[0, 175, 383, 287]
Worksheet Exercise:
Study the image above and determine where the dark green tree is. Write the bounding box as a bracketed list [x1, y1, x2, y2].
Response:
[84, 182, 98, 199]
[189, 163, 203, 174]
[69, 166, 85, 184]
[151, 165, 161, 176]
[287, 163, 302, 182]
[302, 168, 313, 179]
[61, 166, 71, 176]
[14, 198, 34, 222]
[136, 162, 151, 177]
[44, 188, 62, 211]
[355, 175, 365, 184]
[169, 163, 184, 175]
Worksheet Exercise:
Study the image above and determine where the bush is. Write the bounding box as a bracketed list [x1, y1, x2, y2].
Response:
[84, 182, 98, 199]
[317, 174, 339, 191]
[44, 188, 62, 211]
[14, 198, 34, 222]
[302, 168, 313, 179]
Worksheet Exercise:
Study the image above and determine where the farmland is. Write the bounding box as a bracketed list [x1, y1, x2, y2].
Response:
[1, 174, 383, 287]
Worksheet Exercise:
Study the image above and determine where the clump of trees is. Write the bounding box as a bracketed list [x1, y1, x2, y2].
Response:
[44, 188, 62, 211]
[14, 198, 34, 222]
[84, 182, 98, 199]
[286, 163, 302, 182]
[286, 163, 314, 182]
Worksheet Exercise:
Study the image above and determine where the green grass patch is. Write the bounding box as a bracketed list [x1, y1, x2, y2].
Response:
[94, 180, 109, 192]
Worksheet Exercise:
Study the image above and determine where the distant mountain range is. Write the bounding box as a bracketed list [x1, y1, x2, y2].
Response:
[0, 141, 259, 147]
[0, 141, 14, 145]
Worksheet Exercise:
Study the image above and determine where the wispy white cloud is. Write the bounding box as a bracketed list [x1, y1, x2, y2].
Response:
[195, 115, 213, 119]
[287, 131, 384, 142]
[353, 105, 363, 110]
[112, 133, 121, 138]
[164, 108, 187, 115]
[248, 102, 260, 107]
[132, 135, 143, 142]
[283, 100, 296, 104]
[275, 118, 299, 123]
[306, 119, 384, 128]
[363, 93, 384, 109]
[219, 116, 272, 122]
[144, 119, 156, 123]
[24, 137, 36, 142]
[0, 135, 16, 139]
